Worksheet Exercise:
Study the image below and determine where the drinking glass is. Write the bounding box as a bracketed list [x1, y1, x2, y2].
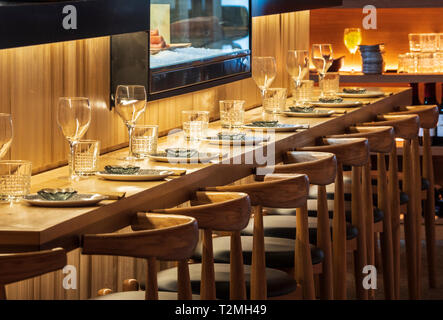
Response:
[115, 85, 147, 160]
[57, 97, 91, 180]
[418, 53, 434, 73]
[0, 160, 32, 202]
[436, 52, 443, 73]
[408, 33, 421, 53]
[286, 50, 309, 105]
[0, 113, 13, 159]
[438, 33, 443, 52]
[131, 125, 158, 158]
[262, 88, 287, 114]
[312, 44, 334, 88]
[319, 73, 340, 99]
[219, 100, 245, 131]
[420, 33, 438, 53]
[344, 28, 362, 72]
[182, 111, 209, 141]
[397, 54, 406, 73]
[252, 57, 277, 97]
[69, 140, 100, 176]
[405, 52, 419, 73]
[293, 80, 314, 106]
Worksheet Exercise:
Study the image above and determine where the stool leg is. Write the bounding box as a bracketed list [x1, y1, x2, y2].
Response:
[332, 164, 347, 299]
[201, 229, 216, 300]
[317, 185, 333, 299]
[351, 166, 368, 299]
[423, 129, 437, 288]
[377, 153, 395, 299]
[251, 205, 267, 300]
[403, 139, 418, 299]
[363, 163, 375, 299]
[0, 285, 5, 300]
[177, 260, 192, 300]
[412, 138, 422, 299]
[146, 257, 158, 300]
[389, 147, 401, 298]
[230, 231, 247, 300]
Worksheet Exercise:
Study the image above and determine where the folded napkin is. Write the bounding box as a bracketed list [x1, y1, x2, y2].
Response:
[100, 192, 126, 200]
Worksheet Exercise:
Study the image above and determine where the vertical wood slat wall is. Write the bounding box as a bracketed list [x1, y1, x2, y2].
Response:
[4, 11, 310, 300]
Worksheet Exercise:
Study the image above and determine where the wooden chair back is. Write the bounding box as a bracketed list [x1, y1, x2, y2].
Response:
[360, 114, 419, 140]
[135, 192, 251, 300]
[0, 248, 67, 300]
[389, 105, 438, 129]
[82, 214, 199, 300]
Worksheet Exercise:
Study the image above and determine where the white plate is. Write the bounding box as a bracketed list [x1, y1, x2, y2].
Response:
[310, 100, 364, 108]
[202, 136, 269, 146]
[147, 152, 224, 163]
[337, 91, 385, 98]
[243, 123, 309, 132]
[283, 110, 335, 118]
[96, 169, 174, 181]
[23, 194, 108, 207]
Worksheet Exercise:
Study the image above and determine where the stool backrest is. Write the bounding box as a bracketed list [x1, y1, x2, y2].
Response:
[361, 114, 419, 140]
[298, 137, 369, 167]
[0, 248, 67, 300]
[328, 126, 395, 154]
[389, 105, 438, 129]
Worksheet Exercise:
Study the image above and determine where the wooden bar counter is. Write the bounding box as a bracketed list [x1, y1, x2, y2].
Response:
[0, 87, 412, 254]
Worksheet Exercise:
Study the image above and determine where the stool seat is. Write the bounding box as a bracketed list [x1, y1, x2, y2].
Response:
[239, 216, 359, 242]
[157, 263, 298, 300]
[93, 291, 201, 300]
[192, 236, 324, 268]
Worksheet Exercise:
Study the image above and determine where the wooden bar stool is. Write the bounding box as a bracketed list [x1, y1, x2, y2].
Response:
[198, 174, 317, 300]
[0, 248, 67, 300]
[239, 151, 337, 299]
[328, 126, 396, 300]
[297, 138, 370, 300]
[360, 114, 421, 299]
[82, 213, 199, 300]
[387, 105, 439, 290]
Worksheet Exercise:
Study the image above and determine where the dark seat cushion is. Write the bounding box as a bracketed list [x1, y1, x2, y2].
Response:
[93, 291, 201, 300]
[157, 263, 298, 300]
[240, 216, 359, 242]
[192, 236, 324, 268]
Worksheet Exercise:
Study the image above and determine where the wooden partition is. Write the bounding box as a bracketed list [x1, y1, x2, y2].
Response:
[4, 11, 310, 300]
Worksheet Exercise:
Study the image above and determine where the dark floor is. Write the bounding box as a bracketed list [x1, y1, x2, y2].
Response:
[347, 219, 443, 299]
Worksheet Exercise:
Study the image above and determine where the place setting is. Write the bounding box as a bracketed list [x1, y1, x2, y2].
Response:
[23, 188, 109, 208]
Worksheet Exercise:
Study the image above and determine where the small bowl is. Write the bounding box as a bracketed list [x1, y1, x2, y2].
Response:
[104, 165, 140, 175]
[37, 188, 77, 201]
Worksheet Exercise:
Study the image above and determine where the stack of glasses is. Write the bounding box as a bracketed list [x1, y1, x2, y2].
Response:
[398, 33, 443, 73]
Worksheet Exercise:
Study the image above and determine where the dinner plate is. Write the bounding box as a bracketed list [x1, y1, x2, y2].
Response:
[337, 91, 385, 98]
[95, 169, 174, 181]
[282, 110, 335, 118]
[147, 152, 224, 163]
[202, 136, 269, 146]
[310, 100, 364, 108]
[243, 123, 309, 132]
[23, 194, 108, 207]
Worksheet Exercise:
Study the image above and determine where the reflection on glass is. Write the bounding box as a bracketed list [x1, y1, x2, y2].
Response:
[149, 0, 250, 69]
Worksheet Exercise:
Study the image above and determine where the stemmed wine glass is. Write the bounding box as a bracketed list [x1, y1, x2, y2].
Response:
[0, 114, 13, 159]
[115, 85, 147, 160]
[311, 44, 334, 96]
[286, 50, 310, 105]
[252, 56, 277, 98]
[344, 28, 362, 73]
[57, 97, 91, 180]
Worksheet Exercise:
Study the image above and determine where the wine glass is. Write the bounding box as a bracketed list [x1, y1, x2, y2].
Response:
[312, 44, 334, 79]
[344, 28, 362, 72]
[115, 85, 147, 160]
[0, 114, 13, 159]
[57, 97, 91, 180]
[286, 50, 310, 105]
[252, 56, 277, 97]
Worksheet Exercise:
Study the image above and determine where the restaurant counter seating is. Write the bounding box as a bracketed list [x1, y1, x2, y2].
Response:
[387, 105, 439, 291]
[241, 151, 337, 300]
[0, 248, 67, 300]
[189, 174, 318, 299]
[82, 213, 199, 300]
[359, 114, 421, 299]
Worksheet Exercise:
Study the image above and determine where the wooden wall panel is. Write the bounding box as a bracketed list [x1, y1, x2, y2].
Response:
[311, 8, 443, 71]
[4, 11, 310, 300]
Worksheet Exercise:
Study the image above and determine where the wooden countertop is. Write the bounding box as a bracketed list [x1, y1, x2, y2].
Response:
[0, 87, 412, 253]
